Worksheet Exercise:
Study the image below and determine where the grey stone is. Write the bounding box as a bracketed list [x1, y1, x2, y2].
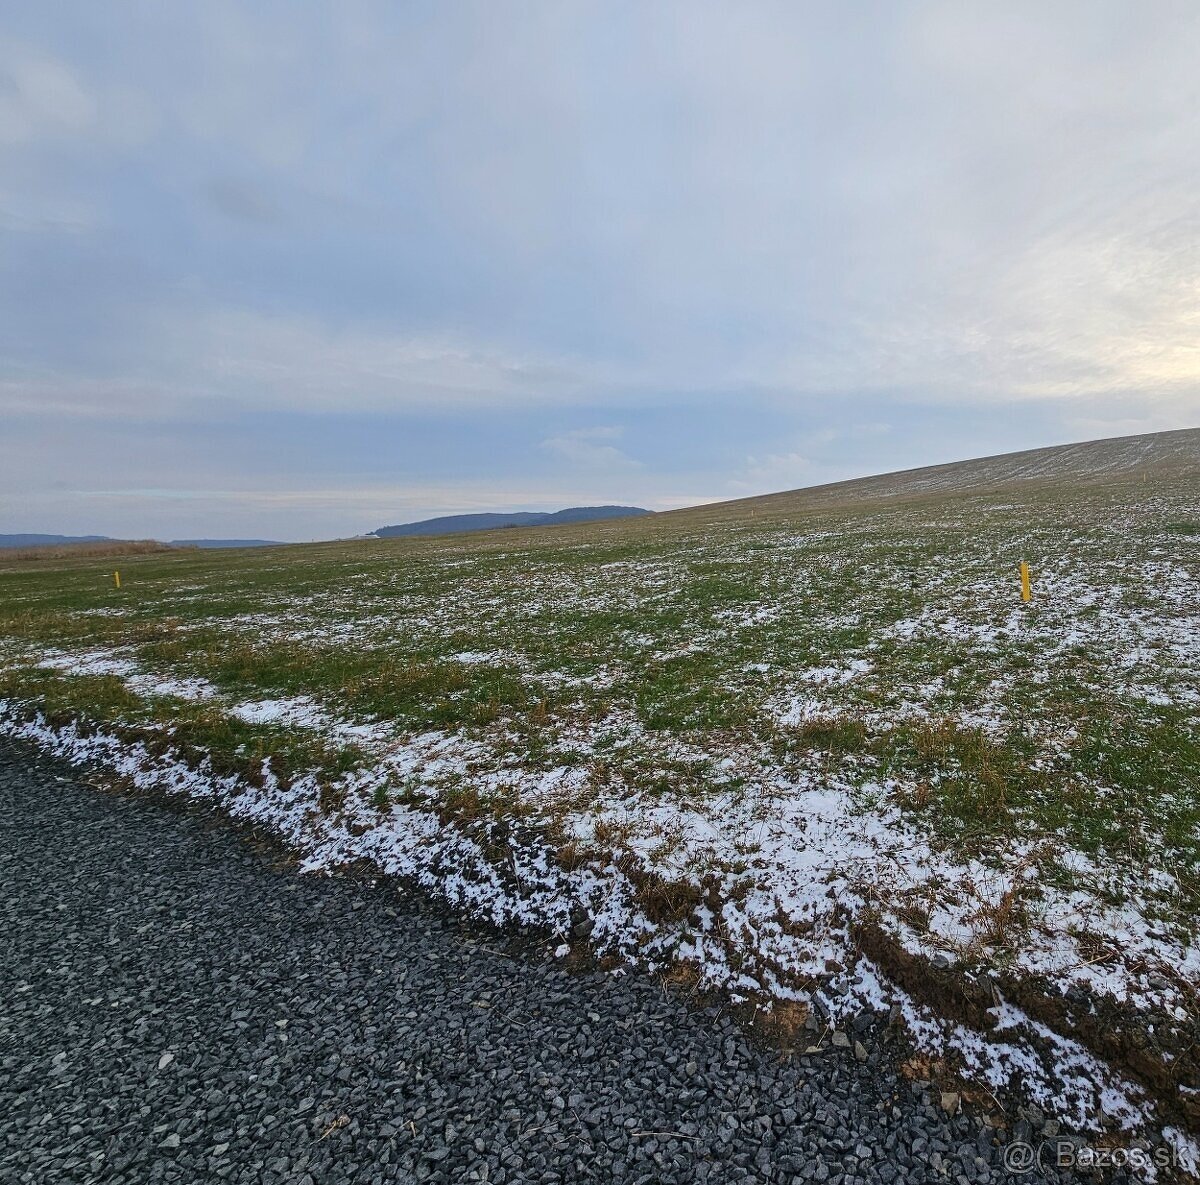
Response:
[0, 736, 1080, 1185]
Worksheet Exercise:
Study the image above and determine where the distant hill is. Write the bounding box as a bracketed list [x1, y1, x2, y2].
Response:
[373, 505, 651, 538]
[168, 539, 283, 549]
[0, 534, 114, 548]
[0, 534, 282, 550]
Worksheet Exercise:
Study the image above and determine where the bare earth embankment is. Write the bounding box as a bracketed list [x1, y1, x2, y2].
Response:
[2, 428, 1198, 1164]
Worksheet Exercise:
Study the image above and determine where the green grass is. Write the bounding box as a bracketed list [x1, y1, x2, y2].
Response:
[0, 666, 366, 787]
[1, 465, 1198, 956]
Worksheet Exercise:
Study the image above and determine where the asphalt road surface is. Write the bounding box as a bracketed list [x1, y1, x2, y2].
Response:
[0, 736, 1092, 1184]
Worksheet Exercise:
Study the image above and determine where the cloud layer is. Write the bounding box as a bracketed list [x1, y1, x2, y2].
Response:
[2, 2, 1198, 538]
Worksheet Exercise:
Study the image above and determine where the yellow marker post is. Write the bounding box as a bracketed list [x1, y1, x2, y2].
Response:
[113, 570, 121, 590]
[1019, 561, 1031, 603]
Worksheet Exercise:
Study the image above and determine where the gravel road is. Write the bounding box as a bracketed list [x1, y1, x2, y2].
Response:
[1, 736, 1094, 1184]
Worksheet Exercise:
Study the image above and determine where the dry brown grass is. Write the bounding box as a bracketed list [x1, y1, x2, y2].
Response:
[2, 540, 185, 562]
[752, 998, 811, 1049]
[969, 881, 1030, 951]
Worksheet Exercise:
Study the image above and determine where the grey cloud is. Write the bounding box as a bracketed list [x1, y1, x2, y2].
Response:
[203, 178, 283, 226]
[541, 427, 640, 470]
[0, 2, 1197, 539]
[0, 42, 94, 143]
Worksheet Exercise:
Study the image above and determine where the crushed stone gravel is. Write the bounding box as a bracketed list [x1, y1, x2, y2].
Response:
[0, 738, 1111, 1184]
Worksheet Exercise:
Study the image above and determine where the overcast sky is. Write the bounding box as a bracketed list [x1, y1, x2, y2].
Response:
[2, 2, 1198, 540]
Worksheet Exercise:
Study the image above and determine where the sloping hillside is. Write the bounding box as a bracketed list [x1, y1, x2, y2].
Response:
[671, 426, 1200, 526]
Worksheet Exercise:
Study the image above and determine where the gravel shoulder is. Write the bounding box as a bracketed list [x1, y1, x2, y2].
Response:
[1, 737, 1108, 1184]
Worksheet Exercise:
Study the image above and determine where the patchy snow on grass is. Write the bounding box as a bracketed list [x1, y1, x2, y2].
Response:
[37, 649, 140, 679]
[126, 673, 221, 702]
[228, 696, 387, 746]
[0, 695, 1170, 1141]
[3, 465, 1198, 1147]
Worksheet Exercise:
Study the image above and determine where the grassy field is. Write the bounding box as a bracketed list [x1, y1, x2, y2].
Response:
[2, 431, 1198, 1139]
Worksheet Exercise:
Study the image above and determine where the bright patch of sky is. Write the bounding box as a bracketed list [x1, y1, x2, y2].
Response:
[1, 2, 1197, 539]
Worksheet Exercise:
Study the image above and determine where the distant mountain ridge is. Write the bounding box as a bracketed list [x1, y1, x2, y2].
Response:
[169, 539, 283, 549]
[0, 534, 282, 550]
[0, 534, 121, 549]
[373, 505, 651, 538]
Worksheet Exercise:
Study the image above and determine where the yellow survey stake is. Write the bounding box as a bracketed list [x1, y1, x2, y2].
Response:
[1019, 561, 1031, 602]
[113, 570, 121, 589]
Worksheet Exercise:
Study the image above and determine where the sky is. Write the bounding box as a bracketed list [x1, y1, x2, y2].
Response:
[2, 1, 1198, 541]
